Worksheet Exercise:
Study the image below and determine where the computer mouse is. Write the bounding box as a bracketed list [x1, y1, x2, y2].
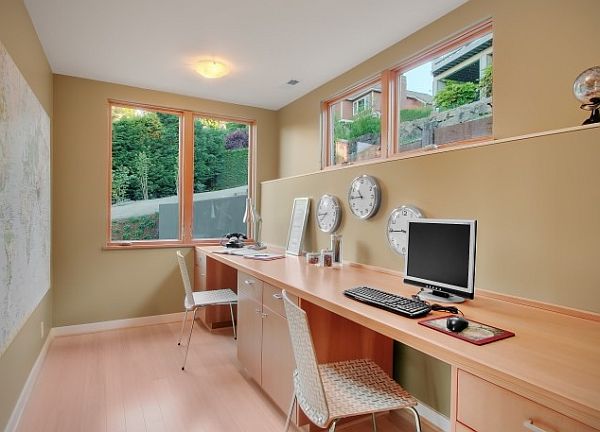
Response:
[446, 316, 469, 333]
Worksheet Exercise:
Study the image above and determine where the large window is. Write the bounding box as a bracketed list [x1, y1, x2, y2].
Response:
[108, 101, 254, 246]
[322, 21, 492, 168]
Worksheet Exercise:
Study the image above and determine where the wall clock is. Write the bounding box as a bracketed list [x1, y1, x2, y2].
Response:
[347, 175, 381, 220]
[386, 205, 423, 255]
[316, 194, 342, 233]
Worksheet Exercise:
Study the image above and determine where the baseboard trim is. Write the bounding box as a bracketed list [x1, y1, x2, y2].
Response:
[51, 312, 185, 337]
[416, 401, 450, 432]
[5, 330, 53, 432]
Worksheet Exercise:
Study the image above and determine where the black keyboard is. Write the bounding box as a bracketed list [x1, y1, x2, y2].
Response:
[344, 286, 431, 318]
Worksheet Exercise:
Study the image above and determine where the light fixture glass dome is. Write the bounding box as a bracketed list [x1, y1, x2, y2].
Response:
[195, 60, 229, 79]
[573, 66, 600, 125]
[573, 66, 600, 104]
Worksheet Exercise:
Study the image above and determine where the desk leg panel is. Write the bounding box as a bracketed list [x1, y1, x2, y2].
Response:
[301, 300, 393, 374]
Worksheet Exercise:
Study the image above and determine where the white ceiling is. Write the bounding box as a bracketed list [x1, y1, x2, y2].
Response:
[25, 0, 467, 110]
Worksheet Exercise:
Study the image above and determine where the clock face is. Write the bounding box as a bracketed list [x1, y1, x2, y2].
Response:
[347, 175, 381, 220]
[316, 194, 341, 233]
[386, 205, 423, 255]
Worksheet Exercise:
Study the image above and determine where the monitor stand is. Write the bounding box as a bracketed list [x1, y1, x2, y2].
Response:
[418, 289, 466, 304]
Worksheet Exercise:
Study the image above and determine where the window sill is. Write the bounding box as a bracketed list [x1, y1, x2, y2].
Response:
[103, 240, 222, 251]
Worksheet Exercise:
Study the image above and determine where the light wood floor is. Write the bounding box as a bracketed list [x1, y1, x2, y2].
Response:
[18, 321, 431, 432]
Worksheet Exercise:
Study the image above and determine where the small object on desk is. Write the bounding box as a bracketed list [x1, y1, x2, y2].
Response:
[306, 252, 320, 265]
[243, 253, 285, 261]
[446, 316, 469, 332]
[344, 286, 431, 318]
[320, 249, 333, 267]
[419, 315, 515, 345]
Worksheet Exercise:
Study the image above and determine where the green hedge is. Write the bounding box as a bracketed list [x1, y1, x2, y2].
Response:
[216, 149, 248, 189]
[111, 213, 159, 241]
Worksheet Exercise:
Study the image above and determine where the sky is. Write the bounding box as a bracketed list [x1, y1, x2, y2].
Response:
[403, 61, 433, 95]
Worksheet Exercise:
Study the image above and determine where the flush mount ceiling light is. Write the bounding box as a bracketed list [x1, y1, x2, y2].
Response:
[195, 60, 229, 79]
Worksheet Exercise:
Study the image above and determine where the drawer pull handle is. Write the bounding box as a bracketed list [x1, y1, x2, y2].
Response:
[272, 293, 283, 300]
[244, 280, 255, 285]
[261, 312, 268, 318]
[523, 420, 550, 432]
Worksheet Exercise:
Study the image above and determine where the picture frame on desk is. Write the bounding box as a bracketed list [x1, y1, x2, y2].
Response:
[286, 197, 310, 256]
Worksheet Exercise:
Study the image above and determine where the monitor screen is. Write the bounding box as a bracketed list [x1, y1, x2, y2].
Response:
[404, 219, 476, 299]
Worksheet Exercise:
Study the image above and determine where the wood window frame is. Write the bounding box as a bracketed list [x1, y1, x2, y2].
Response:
[321, 74, 389, 169]
[321, 19, 493, 170]
[106, 100, 256, 250]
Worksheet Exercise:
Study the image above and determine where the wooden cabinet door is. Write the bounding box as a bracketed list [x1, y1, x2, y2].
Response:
[261, 306, 295, 415]
[237, 284, 263, 384]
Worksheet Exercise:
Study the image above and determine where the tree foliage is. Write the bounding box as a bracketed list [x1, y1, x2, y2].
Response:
[333, 109, 381, 142]
[225, 128, 249, 150]
[479, 65, 493, 97]
[434, 80, 479, 110]
[111, 111, 249, 203]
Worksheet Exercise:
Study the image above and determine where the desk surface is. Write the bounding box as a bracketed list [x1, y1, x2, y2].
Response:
[199, 246, 600, 428]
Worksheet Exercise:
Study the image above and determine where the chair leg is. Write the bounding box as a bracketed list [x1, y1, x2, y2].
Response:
[283, 393, 296, 432]
[181, 308, 197, 370]
[328, 419, 339, 432]
[177, 309, 189, 346]
[229, 302, 237, 340]
[371, 413, 377, 432]
[406, 406, 421, 432]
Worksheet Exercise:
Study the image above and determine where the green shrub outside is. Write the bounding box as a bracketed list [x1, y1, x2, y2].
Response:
[111, 213, 159, 241]
[216, 149, 248, 190]
[400, 107, 433, 122]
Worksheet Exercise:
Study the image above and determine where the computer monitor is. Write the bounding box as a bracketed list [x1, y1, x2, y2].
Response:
[404, 218, 477, 303]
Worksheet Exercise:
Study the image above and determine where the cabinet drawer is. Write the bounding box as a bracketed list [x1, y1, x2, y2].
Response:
[238, 272, 263, 302]
[263, 284, 297, 318]
[457, 370, 595, 432]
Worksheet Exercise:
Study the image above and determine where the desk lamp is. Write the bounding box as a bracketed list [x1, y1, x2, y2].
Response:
[243, 197, 266, 250]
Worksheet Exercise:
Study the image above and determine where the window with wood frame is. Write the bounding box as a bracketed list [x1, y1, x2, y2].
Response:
[393, 23, 493, 154]
[322, 78, 385, 167]
[321, 20, 492, 169]
[108, 101, 254, 246]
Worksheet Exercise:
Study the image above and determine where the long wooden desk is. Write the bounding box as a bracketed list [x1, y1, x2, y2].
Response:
[197, 246, 600, 431]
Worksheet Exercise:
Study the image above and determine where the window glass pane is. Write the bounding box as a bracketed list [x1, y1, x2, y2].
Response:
[330, 83, 381, 166]
[193, 118, 249, 239]
[398, 33, 493, 152]
[110, 107, 180, 241]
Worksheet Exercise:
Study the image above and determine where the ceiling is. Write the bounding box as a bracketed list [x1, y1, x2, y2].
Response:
[25, 0, 467, 110]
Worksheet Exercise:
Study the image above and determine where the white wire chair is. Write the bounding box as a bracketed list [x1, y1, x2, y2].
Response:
[176, 250, 237, 370]
[281, 290, 421, 432]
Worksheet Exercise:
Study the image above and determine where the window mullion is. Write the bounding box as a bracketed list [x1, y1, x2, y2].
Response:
[181, 111, 194, 243]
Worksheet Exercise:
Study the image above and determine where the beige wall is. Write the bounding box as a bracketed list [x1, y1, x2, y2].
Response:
[265, 0, 600, 416]
[52, 75, 278, 326]
[277, 0, 597, 177]
[0, 0, 53, 429]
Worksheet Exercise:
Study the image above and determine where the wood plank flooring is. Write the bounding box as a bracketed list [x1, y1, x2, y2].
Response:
[18, 321, 431, 432]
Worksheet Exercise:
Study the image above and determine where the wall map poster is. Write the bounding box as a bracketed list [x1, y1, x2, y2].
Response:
[0, 41, 51, 355]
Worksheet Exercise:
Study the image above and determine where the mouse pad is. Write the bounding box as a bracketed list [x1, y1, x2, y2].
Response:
[419, 315, 515, 345]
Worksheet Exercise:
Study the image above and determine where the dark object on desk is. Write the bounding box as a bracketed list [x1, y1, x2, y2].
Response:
[222, 232, 247, 248]
[419, 315, 515, 346]
[344, 286, 431, 318]
[430, 303, 461, 315]
[446, 316, 469, 332]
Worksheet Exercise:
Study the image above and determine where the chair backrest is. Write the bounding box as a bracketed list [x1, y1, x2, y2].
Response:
[176, 250, 194, 308]
[281, 290, 330, 427]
